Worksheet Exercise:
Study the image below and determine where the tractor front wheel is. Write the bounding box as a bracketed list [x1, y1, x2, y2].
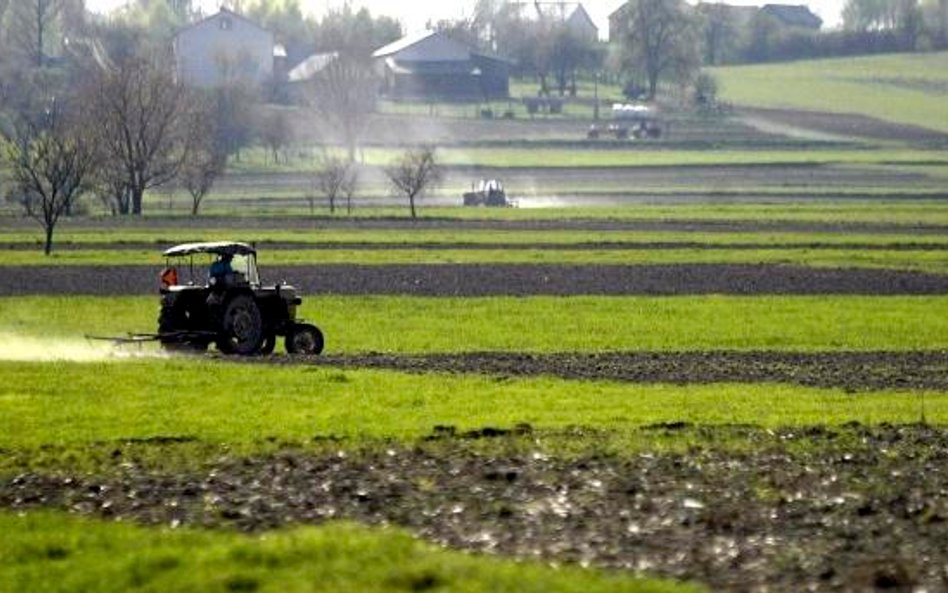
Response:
[286, 324, 324, 355]
[216, 294, 264, 355]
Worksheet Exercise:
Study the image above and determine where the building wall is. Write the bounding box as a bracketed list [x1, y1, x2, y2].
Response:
[175, 11, 274, 88]
[566, 6, 599, 43]
[386, 63, 509, 101]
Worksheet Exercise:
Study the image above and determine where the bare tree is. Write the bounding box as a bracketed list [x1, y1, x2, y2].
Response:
[209, 82, 255, 162]
[616, 0, 700, 99]
[257, 109, 292, 165]
[180, 107, 226, 216]
[9, 0, 62, 68]
[95, 172, 130, 215]
[88, 55, 191, 215]
[313, 154, 357, 215]
[2, 103, 98, 254]
[384, 146, 440, 220]
[698, 3, 741, 65]
[343, 164, 359, 215]
[309, 55, 377, 162]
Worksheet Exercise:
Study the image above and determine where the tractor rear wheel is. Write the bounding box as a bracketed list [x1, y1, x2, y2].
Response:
[285, 324, 324, 355]
[216, 294, 263, 355]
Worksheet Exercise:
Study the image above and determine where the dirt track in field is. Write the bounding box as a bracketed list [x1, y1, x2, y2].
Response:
[3, 263, 945, 296]
[4, 425, 947, 592]
[255, 350, 948, 392]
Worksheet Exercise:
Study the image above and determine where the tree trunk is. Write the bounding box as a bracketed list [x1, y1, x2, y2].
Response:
[648, 70, 659, 99]
[44, 225, 53, 255]
[131, 186, 144, 215]
[409, 193, 417, 219]
[329, 195, 335, 214]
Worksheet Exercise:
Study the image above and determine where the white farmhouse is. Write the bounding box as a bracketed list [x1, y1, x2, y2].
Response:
[173, 8, 274, 88]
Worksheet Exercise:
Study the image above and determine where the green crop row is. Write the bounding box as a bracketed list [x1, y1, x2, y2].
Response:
[3, 227, 948, 247]
[0, 247, 946, 274]
[1, 360, 944, 453]
[0, 512, 692, 593]
[6, 199, 948, 227]
[2, 295, 946, 353]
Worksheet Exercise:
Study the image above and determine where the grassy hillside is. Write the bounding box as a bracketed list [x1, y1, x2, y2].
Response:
[710, 52, 948, 133]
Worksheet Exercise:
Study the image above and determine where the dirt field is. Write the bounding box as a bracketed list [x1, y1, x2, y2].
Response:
[4, 263, 947, 296]
[4, 424, 947, 592]
[738, 107, 948, 144]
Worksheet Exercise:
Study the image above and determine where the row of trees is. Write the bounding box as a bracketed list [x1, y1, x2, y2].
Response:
[1, 52, 231, 253]
[613, 0, 948, 100]
[700, 0, 947, 66]
[0, 0, 430, 254]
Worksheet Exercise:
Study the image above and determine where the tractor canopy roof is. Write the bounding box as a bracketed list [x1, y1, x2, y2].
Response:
[163, 241, 256, 258]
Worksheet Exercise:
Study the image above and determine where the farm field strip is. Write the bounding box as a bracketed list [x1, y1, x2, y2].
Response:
[2, 295, 946, 353]
[1, 247, 946, 273]
[7, 200, 948, 226]
[0, 513, 690, 593]
[191, 182, 948, 198]
[5, 425, 948, 592]
[296, 350, 948, 392]
[711, 52, 948, 133]
[228, 147, 948, 172]
[4, 228, 948, 247]
[1, 360, 945, 454]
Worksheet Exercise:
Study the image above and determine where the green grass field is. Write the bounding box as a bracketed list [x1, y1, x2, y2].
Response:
[4, 46, 948, 590]
[1, 246, 946, 273]
[0, 513, 692, 593]
[8, 198, 948, 226]
[711, 52, 948, 133]
[2, 295, 946, 353]
[1, 359, 943, 457]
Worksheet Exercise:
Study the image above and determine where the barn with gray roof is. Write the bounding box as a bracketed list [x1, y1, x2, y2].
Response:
[372, 31, 511, 101]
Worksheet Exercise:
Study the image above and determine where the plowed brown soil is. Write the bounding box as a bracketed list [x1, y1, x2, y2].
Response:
[3, 263, 947, 296]
[4, 425, 947, 592]
[264, 350, 948, 392]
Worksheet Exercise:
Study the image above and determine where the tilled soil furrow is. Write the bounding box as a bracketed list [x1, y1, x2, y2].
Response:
[257, 350, 948, 391]
[4, 240, 948, 251]
[3, 264, 947, 296]
[3, 426, 947, 592]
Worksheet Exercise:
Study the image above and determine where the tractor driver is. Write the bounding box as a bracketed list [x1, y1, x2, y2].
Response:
[209, 253, 234, 281]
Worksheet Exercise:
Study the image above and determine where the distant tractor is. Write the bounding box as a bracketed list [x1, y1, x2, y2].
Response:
[463, 179, 515, 207]
[156, 242, 323, 355]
